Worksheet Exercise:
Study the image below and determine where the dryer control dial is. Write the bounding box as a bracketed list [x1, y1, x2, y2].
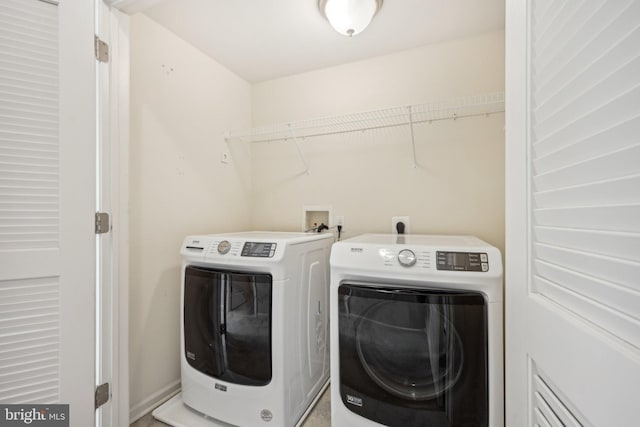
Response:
[398, 249, 417, 267]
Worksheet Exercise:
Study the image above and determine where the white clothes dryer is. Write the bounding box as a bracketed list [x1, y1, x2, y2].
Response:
[157, 232, 333, 427]
[330, 234, 503, 427]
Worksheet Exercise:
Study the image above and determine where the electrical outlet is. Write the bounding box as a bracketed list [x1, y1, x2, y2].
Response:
[335, 216, 344, 227]
[391, 216, 410, 234]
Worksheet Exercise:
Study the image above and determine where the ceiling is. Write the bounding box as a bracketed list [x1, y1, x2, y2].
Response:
[141, 0, 505, 83]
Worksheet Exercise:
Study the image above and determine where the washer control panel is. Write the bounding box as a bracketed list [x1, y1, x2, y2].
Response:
[436, 251, 489, 272]
[241, 242, 277, 258]
[217, 240, 231, 254]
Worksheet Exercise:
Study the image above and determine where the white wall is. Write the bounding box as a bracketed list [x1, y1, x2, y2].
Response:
[128, 14, 252, 420]
[250, 31, 505, 253]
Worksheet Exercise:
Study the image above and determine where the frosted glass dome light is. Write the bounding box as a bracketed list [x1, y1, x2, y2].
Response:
[319, 0, 383, 37]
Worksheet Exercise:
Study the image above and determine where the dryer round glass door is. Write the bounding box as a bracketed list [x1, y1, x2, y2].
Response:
[355, 300, 464, 401]
[338, 283, 489, 427]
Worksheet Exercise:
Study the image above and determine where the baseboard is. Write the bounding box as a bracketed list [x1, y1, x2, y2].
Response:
[129, 379, 181, 424]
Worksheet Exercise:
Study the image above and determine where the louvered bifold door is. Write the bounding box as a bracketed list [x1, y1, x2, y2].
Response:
[530, 0, 640, 367]
[523, 0, 640, 425]
[0, 0, 97, 422]
[0, 0, 61, 404]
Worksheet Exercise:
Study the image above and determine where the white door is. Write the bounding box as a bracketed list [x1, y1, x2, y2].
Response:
[0, 0, 97, 425]
[506, 1, 640, 426]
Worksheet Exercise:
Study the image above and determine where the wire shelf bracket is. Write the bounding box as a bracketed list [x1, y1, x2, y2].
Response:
[288, 124, 310, 175]
[407, 105, 418, 168]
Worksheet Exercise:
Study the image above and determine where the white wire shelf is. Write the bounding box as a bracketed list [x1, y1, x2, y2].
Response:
[225, 92, 505, 144]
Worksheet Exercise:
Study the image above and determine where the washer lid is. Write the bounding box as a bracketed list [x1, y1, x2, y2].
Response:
[203, 231, 333, 244]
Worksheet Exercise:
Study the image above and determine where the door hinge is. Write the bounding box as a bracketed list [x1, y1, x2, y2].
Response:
[95, 35, 109, 63]
[95, 212, 110, 234]
[95, 382, 110, 409]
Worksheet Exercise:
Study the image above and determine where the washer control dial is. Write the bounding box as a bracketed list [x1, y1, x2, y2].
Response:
[398, 249, 417, 267]
[217, 240, 231, 255]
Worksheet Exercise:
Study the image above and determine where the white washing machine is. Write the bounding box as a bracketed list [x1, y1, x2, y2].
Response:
[155, 231, 332, 427]
[330, 234, 503, 427]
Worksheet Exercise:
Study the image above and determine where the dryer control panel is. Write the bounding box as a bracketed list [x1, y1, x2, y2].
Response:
[436, 251, 489, 272]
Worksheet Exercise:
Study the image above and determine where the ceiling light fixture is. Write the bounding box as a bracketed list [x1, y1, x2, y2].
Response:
[318, 0, 383, 37]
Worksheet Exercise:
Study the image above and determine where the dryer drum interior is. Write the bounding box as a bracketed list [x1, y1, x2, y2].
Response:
[355, 299, 464, 401]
